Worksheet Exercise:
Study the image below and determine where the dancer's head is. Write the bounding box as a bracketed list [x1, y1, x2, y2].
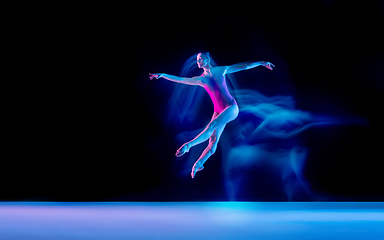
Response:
[197, 52, 211, 68]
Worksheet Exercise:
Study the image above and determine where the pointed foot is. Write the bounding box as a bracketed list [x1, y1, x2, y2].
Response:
[191, 161, 204, 179]
[175, 143, 190, 157]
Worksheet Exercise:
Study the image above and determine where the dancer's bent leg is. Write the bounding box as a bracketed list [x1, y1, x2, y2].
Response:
[176, 105, 238, 157]
[191, 124, 225, 178]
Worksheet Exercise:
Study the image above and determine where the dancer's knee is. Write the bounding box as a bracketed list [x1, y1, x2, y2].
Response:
[207, 121, 218, 135]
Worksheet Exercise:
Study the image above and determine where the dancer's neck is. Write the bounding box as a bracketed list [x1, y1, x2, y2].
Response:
[203, 65, 212, 76]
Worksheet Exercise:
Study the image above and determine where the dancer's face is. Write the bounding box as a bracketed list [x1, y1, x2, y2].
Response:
[197, 53, 210, 68]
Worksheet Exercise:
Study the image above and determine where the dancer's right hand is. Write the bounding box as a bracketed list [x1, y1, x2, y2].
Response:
[260, 62, 275, 70]
[149, 73, 163, 80]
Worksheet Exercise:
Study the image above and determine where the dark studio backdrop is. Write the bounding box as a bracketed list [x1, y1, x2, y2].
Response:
[4, 0, 384, 201]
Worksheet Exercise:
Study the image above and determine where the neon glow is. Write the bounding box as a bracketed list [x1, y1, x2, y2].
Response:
[149, 52, 367, 199]
[150, 53, 275, 178]
[1, 202, 383, 239]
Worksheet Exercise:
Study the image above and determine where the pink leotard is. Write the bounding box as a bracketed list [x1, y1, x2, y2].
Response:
[201, 74, 237, 113]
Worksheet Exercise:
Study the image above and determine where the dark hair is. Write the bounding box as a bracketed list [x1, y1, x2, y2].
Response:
[199, 51, 210, 59]
[199, 51, 217, 67]
[179, 52, 214, 77]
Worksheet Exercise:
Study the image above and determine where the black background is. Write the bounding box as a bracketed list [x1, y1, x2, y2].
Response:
[4, 0, 384, 201]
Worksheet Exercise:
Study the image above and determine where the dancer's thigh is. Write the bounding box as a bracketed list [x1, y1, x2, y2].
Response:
[210, 105, 239, 129]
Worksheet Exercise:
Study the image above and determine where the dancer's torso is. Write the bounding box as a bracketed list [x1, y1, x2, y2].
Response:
[200, 67, 237, 113]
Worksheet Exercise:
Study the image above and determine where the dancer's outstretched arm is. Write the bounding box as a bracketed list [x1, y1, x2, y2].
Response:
[149, 73, 202, 86]
[225, 61, 275, 74]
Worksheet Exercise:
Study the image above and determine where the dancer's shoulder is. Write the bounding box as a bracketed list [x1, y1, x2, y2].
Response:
[212, 66, 227, 75]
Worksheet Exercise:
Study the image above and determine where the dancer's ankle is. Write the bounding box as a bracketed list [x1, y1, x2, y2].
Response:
[185, 142, 192, 150]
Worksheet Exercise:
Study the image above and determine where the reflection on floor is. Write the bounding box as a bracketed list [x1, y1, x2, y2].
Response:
[0, 202, 383, 239]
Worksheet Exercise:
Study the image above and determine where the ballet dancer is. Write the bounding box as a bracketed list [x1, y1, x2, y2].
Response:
[149, 52, 274, 178]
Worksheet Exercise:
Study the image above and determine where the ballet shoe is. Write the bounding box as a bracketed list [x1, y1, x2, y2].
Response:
[191, 163, 204, 179]
[175, 143, 190, 157]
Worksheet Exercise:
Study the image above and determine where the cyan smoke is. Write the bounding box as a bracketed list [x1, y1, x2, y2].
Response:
[165, 53, 368, 200]
[220, 90, 368, 201]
